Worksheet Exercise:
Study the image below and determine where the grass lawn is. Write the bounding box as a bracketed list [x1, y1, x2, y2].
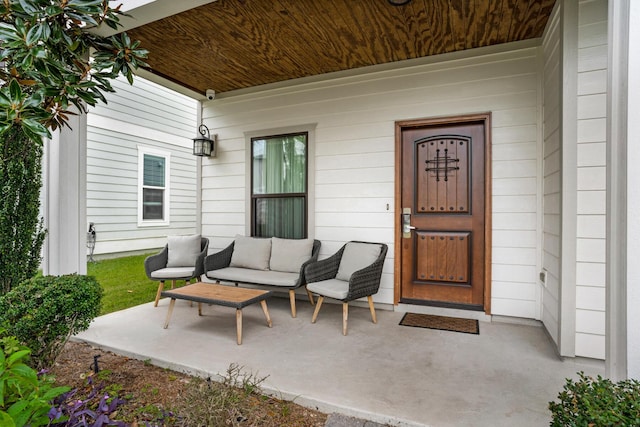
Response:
[87, 253, 162, 315]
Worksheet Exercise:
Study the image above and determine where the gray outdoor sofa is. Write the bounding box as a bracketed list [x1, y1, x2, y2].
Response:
[204, 236, 321, 317]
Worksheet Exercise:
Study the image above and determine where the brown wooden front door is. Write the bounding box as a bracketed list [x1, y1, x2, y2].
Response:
[397, 114, 491, 311]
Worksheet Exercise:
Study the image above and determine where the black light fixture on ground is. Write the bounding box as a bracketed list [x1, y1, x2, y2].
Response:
[192, 124, 216, 157]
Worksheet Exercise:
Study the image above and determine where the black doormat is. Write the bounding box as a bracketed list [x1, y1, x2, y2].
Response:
[399, 313, 479, 335]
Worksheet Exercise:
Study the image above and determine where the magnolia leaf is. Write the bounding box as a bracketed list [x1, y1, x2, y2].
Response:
[0, 123, 12, 135]
[8, 79, 22, 101]
[75, 90, 97, 106]
[22, 119, 50, 141]
[0, 91, 12, 107]
[18, 0, 38, 14]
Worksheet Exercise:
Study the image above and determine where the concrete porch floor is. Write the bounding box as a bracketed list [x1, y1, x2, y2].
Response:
[74, 296, 603, 427]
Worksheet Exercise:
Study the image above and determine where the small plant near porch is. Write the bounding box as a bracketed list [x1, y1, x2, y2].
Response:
[549, 371, 640, 426]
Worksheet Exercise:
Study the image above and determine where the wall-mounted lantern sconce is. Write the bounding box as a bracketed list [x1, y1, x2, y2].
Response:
[192, 124, 216, 157]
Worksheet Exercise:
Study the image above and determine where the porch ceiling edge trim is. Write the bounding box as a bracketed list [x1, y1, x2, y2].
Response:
[171, 38, 542, 102]
[134, 68, 204, 100]
[91, 0, 217, 37]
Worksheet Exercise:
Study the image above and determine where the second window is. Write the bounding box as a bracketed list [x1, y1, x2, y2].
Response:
[251, 132, 307, 238]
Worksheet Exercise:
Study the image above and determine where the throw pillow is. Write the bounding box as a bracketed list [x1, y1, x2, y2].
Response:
[166, 234, 202, 268]
[336, 242, 381, 281]
[230, 235, 272, 270]
[269, 237, 314, 273]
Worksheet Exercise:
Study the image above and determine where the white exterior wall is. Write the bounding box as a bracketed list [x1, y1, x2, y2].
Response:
[202, 46, 542, 315]
[541, 3, 562, 347]
[576, 0, 608, 359]
[575, 0, 608, 359]
[87, 77, 198, 255]
[625, 0, 640, 379]
[576, 0, 607, 359]
[541, 0, 608, 360]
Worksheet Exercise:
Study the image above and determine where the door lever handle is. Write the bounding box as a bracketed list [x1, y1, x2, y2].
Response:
[402, 208, 415, 237]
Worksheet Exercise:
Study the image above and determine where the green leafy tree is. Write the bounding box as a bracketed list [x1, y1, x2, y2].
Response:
[0, 0, 148, 292]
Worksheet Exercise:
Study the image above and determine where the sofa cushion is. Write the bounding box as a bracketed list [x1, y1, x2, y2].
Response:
[151, 267, 196, 279]
[269, 237, 314, 273]
[206, 267, 300, 287]
[230, 236, 272, 270]
[166, 234, 201, 268]
[307, 279, 349, 300]
[336, 242, 382, 281]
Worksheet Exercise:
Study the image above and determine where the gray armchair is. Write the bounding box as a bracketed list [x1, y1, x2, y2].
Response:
[305, 241, 388, 335]
[144, 235, 209, 307]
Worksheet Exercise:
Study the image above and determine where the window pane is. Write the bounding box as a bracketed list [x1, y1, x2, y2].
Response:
[144, 155, 165, 187]
[252, 134, 306, 195]
[143, 188, 164, 220]
[254, 197, 305, 239]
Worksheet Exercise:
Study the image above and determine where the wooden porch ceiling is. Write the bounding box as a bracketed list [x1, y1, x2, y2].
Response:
[127, 0, 556, 96]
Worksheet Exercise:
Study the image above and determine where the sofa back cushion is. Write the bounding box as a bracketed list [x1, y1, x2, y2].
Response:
[270, 237, 314, 273]
[336, 242, 382, 281]
[166, 234, 201, 267]
[230, 236, 272, 270]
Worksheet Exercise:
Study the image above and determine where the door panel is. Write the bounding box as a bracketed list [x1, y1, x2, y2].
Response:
[400, 119, 487, 310]
[417, 136, 470, 214]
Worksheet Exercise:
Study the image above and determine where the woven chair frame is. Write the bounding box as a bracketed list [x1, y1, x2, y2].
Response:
[144, 237, 209, 281]
[305, 241, 388, 302]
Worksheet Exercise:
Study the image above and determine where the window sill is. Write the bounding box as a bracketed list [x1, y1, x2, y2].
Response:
[137, 220, 170, 228]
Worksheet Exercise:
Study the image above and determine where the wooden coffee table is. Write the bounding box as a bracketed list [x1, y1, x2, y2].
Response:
[161, 282, 273, 345]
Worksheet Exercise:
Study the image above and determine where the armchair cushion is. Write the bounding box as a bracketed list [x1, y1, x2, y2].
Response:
[307, 279, 349, 300]
[270, 237, 314, 273]
[230, 235, 272, 270]
[166, 234, 201, 267]
[336, 242, 383, 281]
[151, 267, 196, 279]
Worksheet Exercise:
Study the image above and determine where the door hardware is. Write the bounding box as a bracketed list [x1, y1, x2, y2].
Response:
[402, 208, 415, 238]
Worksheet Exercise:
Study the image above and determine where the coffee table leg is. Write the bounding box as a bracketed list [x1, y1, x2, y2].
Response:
[236, 309, 243, 345]
[164, 298, 176, 329]
[198, 302, 202, 316]
[260, 300, 273, 328]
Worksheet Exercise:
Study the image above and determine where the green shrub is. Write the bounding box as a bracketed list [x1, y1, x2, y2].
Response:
[0, 330, 69, 427]
[0, 274, 103, 371]
[0, 126, 46, 294]
[549, 371, 640, 426]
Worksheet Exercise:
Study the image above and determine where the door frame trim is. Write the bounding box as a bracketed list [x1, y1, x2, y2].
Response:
[394, 112, 493, 315]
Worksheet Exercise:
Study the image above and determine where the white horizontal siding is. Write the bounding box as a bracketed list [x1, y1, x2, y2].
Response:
[573, 0, 607, 359]
[541, 1, 561, 347]
[87, 77, 198, 255]
[202, 46, 541, 316]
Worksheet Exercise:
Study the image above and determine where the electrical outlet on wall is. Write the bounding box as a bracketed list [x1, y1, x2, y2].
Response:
[539, 269, 547, 285]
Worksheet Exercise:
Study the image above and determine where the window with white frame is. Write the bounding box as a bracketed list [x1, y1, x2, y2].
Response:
[251, 132, 308, 238]
[138, 146, 170, 226]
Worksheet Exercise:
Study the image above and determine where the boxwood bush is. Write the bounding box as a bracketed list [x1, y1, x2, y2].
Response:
[549, 371, 640, 426]
[0, 274, 102, 370]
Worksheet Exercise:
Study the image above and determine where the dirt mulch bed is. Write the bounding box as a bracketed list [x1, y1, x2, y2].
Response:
[49, 341, 327, 426]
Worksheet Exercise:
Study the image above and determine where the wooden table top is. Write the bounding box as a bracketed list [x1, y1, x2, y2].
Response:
[160, 282, 272, 308]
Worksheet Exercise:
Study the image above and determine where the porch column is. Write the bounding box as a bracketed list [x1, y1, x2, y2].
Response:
[607, 0, 640, 380]
[42, 112, 87, 276]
